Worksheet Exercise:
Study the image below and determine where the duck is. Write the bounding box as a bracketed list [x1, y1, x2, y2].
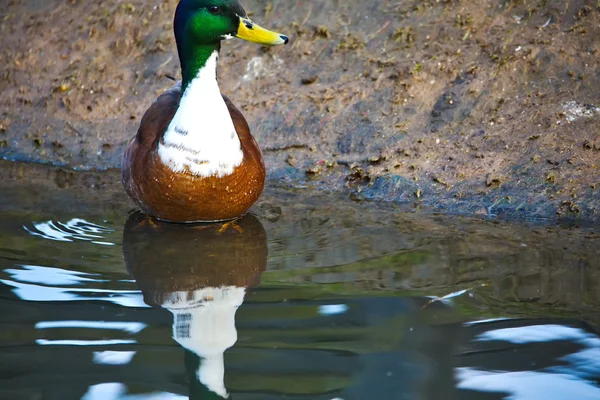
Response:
[122, 0, 288, 223]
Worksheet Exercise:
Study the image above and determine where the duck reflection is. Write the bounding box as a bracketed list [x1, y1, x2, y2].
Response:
[123, 212, 267, 399]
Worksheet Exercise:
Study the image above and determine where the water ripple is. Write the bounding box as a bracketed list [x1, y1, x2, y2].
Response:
[36, 339, 136, 346]
[93, 351, 137, 365]
[0, 279, 147, 307]
[4, 264, 106, 285]
[81, 383, 186, 400]
[24, 218, 115, 246]
[36, 320, 147, 334]
[456, 323, 600, 398]
[1, 265, 146, 307]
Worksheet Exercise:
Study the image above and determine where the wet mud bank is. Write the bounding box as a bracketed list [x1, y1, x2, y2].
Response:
[1, 0, 599, 221]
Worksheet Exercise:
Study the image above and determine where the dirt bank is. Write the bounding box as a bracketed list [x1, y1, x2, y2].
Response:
[1, 0, 599, 221]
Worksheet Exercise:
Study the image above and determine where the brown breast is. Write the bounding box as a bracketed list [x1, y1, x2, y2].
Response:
[122, 83, 265, 223]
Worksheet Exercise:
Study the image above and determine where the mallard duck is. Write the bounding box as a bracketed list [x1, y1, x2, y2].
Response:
[122, 0, 288, 223]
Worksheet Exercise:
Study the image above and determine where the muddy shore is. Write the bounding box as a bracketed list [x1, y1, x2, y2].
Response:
[1, 0, 599, 221]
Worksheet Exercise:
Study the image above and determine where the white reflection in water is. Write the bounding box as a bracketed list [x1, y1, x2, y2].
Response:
[464, 318, 510, 326]
[1, 279, 148, 308]
[319, 304, 349, 316]
[36, 320, 147, 334]
[475, 324, 598, 344]
[24, 218, 115, 246]
[93, 351, 136, 365]
[81, 382, 186, 400]
[456, 368, 600, 400]
[5, 264, 106, 286]
[164, 286, 246, 399]
[1, 264, 147, 307]
[37, 339, 136, 346]
[456, 324, 600, 398]
[559, 347, 600, 379]
[35, 321, 144, 348]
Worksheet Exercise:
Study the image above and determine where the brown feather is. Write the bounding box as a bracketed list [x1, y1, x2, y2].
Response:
[122, 83, 265, 222]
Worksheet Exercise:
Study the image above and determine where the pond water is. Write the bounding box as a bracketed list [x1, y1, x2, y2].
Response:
[0, 162, 599, 399]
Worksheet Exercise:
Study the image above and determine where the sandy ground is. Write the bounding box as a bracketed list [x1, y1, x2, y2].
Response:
[1, 0, 599, 221]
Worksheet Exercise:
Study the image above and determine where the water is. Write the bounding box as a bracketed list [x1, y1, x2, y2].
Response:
[0, 162, 599, 399]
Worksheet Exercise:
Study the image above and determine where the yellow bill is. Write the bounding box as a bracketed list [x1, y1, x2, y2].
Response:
[236, 18, 288, 46]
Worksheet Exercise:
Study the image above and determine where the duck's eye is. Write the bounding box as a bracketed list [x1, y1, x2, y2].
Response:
[208, 5, 220, 14]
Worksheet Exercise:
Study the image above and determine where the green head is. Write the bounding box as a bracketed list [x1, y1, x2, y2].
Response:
[174, 0, 288, 84]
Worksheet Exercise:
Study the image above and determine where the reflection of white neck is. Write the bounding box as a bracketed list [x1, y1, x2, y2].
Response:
[163, 286, 246, 399]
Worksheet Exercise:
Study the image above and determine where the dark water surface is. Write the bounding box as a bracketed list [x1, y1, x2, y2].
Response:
[0, 162, 599, 399]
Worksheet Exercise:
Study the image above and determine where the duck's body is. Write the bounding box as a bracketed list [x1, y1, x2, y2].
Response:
[122, 71, 265, 223]
[122, 0, 287, 223]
